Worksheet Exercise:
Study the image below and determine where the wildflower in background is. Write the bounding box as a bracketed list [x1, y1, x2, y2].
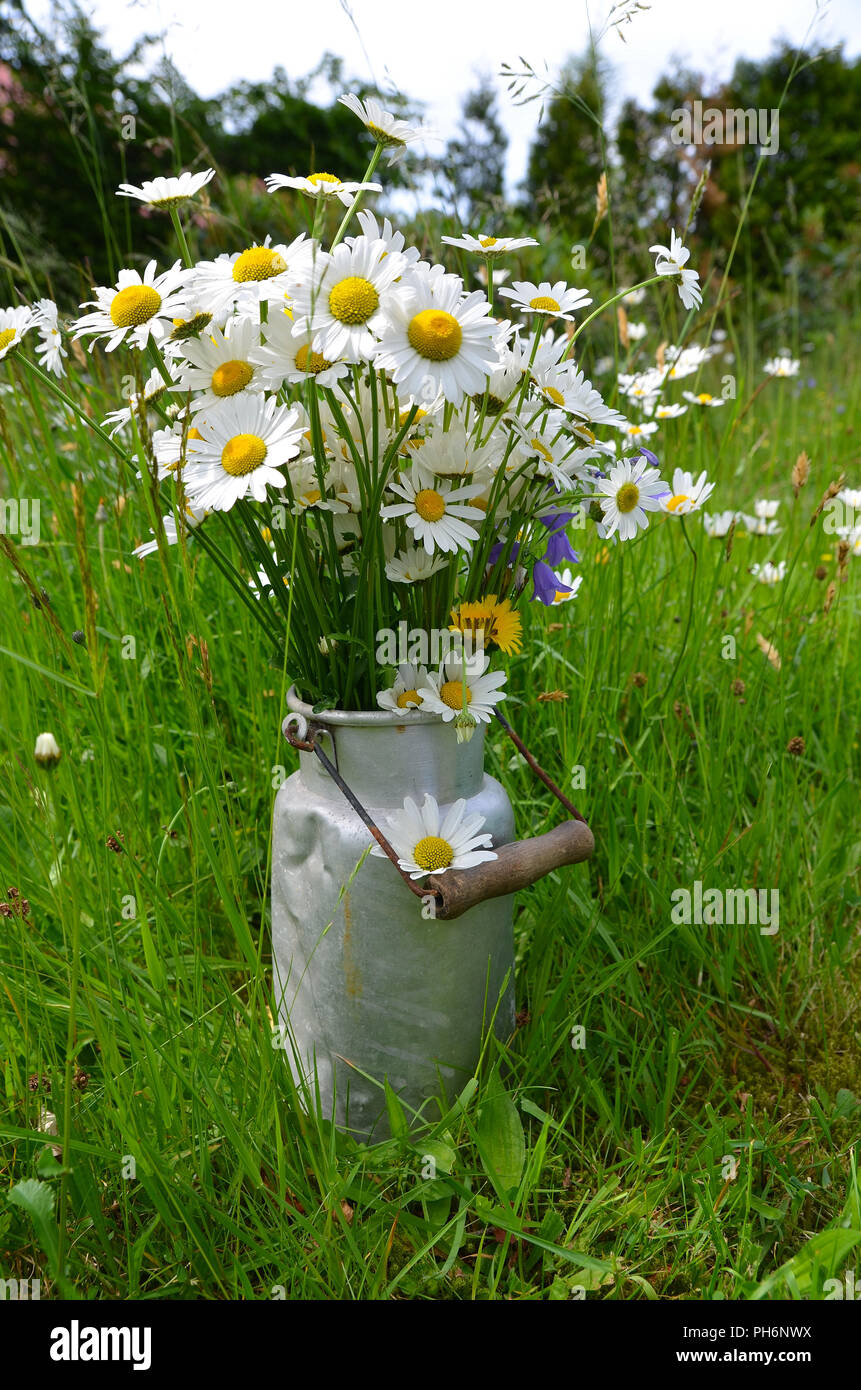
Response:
[181, 395, 305, 511]
[374, 264, 497, 405]
[498, 279, 592, 321]
[34, 732, 61, 769]
[370, 793, 496, 878]
[116, 169, 215, 209]
[551, 568, 583, 604]
[133, 503, 207, 558]
[682, 390, 724, 408]
[32, 299, 67, 377]
[619, 420, 660, 440]
[418, 651, 507, 725]
[175, 318, 265, 412]
[703, 509, 738, 537]
[532, 559, 576, 606]
[649, 402, 688, 419]
[381, 463, 485, 556]
[450, 595, 522, 655]
[763, 356, 800, 378]
[537, 510, 580, 566]
[751, 560, 787, 584]
[649, 230, 702, 311]
[594, 456, 668, 541]
[265, 172, 382, 205]
[73, 261, 188, 352]
[442, 232, 538, 257]
[661, 468, 716, 515]
[384, 546, 449, 584]
[102, 368, 168, 437]
[0, 305, 34, 361]
[626, 321, 648, 342]
[339, 93, 430, 164]
[754, 499, 780, 519]
[376, 663, 432, 712]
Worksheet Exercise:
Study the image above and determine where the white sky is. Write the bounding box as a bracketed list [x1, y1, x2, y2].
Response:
[27, 0, 861, 190]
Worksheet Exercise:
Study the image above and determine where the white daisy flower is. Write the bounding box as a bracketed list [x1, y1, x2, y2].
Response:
[374, 262, 498, 406]
[175, 317, 264, 413]
[740, 513, 781, 536]
[371, 793, 496, 878]
[381, 462, 485, 555]
[556, 366, 629, 430]
[512, 420, 601, 490]
[619, 420, 660, 440]
[649, 230, 702, 311]
[594, 456, 669, 541]
[249, 309, 349, 391]
[338, 93, 430, 165]
[181, 395, 304, 511]
[385, 546, 449, 583]
[73, 260, 188, 352]
[415, 416, 503, 477]
[552, 569, 583, 604]
[441, 232, 538, 257]
[116, 169, 215, 209]
[623, 287, 647, 306]
[703, 510, 738, 538]
[498, 279, 592, 321]
[682, 390, 724, 408]
[133, 502, 207, 558]
[754, 498, 780, 519]
[0, 305, 35, 362]
[661, 468, 715, 515]
[626, 321, 648, 342]
[188, 235, 311, 322]
[290, 235, 406, 363]
[648, 402, 688, 419]
[348, 209, 422, 269]
[265, 171, 382, 205]
[750, 560, 786, 584]
[417, 650, 507, 726]
[376, 663, 433, 712]
[32, 299, 67, 376]
[102, 368, 170, 437]
[837, 487, 861, 511]
[763, 356, 800, 378]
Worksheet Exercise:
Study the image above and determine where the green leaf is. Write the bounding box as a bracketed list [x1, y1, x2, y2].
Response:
[384, 1080, 409, 1141]
[476, 1076, 525, 1203]
[8, 1178, 59, 1275]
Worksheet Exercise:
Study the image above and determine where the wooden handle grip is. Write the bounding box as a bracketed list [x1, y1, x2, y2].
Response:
[433, 818, 595, 921]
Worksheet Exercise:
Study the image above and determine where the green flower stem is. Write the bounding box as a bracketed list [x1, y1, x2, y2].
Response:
[563, 276, 666, 357]
[329, 142, 385, 252]
[169, 207, 194, 269]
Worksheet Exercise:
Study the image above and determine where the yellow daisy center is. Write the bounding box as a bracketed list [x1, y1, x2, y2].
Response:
[328, 276, 379, 325]
[412, 835, 454, 871]
[554, 590, 570, 603]
[232, 247, 287, 283]
[407, 309, 462, 361]
[666, 493, 690, 513]
[529, 295, 561, 312]
[628, 425, 642, 435]
[616, 483, 640, 514]
[414, 488, 446, 522]
[543, 386, 566, 407]
[575, 425, 596, 445]
[396, 689, 421, 709]
[110, 285, 162, 328]
[295, 344, 333, 374]
[0, 328, 17, 351]
[211, 360, 254, 396]
[308, 172, 339, 186]
[221, 433, 268, 477]
[531, 438, 554, 465]
[479, 236, 498, 249]
[697, 393, 713, 403]
[439, 679, 472, 710]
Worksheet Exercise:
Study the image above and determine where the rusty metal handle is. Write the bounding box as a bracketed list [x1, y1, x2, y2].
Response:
[430, 818, 595, 920]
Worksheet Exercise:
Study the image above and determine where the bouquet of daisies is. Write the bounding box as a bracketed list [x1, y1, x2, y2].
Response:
[9, 94, 712, 730]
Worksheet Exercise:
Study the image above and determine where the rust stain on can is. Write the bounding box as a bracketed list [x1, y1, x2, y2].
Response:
[342, 891, 362, 999]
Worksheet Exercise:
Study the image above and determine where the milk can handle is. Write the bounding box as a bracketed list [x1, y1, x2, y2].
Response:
[283, 709, 594, 922]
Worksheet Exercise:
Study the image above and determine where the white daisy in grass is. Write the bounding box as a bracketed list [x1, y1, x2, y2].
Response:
[290, 235, 406, 363]
[418, 649, 507, 726]
[751, 560, 787, 585]
[32, 299, 67, 376]
[348, 209, 422, 269]
[116, 169, 215, 209]
[703, 510, 738, 538]
[374, 262, 498, 406]
[0, 305, 35, 361]
[740, 513, 781, 537]
[175, 317, 264, 413]
[339, 93, 430, 165]
[149, 420, 208, 480]
[559, 367, 629, 430]
[552, 569, 583, 604]
[181, 395, 304, 511]
[649, 229, 702, 311]
[837, 487, 861, 511]
[475, 264, 510, 290]
[619, 420, 660, 441]
[249, 310, 349, 391]
[376, 662, 433, 713]
[416, 416, 504, 478]
[626, 320, 648, 342]
[282, 457, 350, 516]
[133, 501, 207, 558]
[73, 260, 188, 352]
[381, 461, 485, 555]
[763, 356, 800, 378]
[385, 545, 449, 584]
[189, 235, 311, 321]
[661, 468, 715, 515]
[682, 390, 724, 408]
[511, 419, 600, 490]
[663, 344, 715, 377]
[753, 498, 780, 519]
[102, 368, 170, 437]
[371, 793, 496, 878]
[648, 402, 688, 420]
[594, 456, 669, 541]
[265, 171, 382, 205]
[441, 232, 538, 257]
[498, 279, 591, 320]
[619, 369, 662, 402]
